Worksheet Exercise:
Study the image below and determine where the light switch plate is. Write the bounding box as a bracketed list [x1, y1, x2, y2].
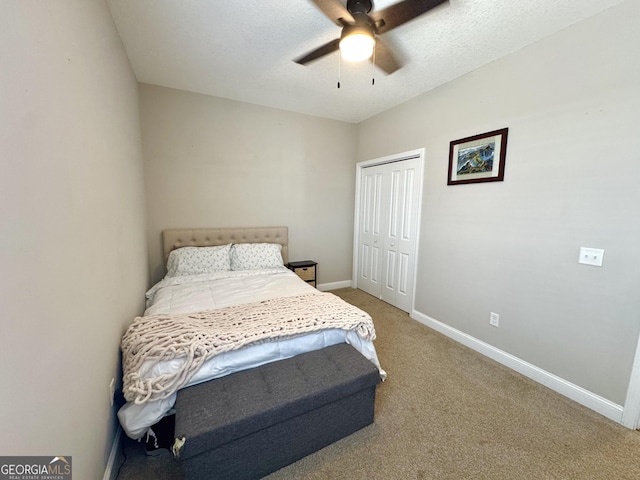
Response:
[578, 247, 604, 267]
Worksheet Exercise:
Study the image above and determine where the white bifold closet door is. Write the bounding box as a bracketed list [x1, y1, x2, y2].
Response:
[357, 156, 421, 313]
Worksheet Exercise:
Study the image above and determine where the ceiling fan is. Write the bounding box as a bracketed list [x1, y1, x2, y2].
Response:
[294, 0, 448, 74]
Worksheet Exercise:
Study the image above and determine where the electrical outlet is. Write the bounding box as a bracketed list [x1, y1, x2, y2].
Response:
[489, 312, 499, 327]
[578, 247, 604, 267]
[109, 378, 116, 407]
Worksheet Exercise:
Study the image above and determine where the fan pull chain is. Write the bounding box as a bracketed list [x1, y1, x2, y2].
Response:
[372, 43, 376, 86]
[337, 53, 341, 89]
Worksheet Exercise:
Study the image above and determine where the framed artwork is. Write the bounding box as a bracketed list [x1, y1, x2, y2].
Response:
[447, 128, 508, 185]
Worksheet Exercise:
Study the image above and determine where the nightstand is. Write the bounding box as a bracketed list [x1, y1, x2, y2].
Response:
[287, 260, 317, 288]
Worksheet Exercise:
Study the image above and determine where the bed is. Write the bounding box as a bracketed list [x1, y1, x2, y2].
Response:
[117, 226, 385, 440]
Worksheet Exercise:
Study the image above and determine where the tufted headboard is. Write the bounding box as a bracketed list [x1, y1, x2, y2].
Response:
[161, 226, 289, 268]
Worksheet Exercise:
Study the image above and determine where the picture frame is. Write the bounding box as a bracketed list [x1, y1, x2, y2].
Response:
[447, 128, 509, 185]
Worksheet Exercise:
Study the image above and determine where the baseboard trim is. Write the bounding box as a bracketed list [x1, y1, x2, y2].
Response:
[411, 309, 625, 425]
[318, 280, 352, 292]
[103, 426, 122, 480]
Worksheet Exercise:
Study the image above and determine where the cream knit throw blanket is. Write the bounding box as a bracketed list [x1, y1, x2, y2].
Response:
[121, 292, 376, 404]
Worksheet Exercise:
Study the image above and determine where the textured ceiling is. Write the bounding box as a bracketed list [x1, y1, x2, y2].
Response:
[107, 0, 623, 123]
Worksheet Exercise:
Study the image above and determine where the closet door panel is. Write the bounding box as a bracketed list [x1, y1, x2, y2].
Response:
[358, 168, 383, 297]
[357, 155, 421, 313]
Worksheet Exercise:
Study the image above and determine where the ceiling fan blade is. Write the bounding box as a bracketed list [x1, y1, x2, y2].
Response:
[294, 38, 341, 65]
[371, 0, 448, 34]
[309, 0, 355, 26]
[372, 39, 401, 74]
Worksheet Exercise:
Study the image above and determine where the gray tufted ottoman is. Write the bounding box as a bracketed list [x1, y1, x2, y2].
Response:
[173, 343, 382, 479]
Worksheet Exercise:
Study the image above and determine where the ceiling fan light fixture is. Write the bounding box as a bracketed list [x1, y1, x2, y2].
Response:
[339, 26, 375, 62]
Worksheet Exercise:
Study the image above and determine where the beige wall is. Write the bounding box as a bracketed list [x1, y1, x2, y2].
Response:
[140, 84, 357, 285]
[0, 1, 147, 479]
[357, 0, 640, 405]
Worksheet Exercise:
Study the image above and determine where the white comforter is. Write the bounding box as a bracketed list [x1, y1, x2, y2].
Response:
[118, 268, 385, 439]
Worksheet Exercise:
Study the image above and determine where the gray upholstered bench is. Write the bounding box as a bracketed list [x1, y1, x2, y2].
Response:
[173, 343, 381, 479]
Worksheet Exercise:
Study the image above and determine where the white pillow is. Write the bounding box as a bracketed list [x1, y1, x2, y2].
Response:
[166, 244, 232, 277]
[230, 243, 284, 271]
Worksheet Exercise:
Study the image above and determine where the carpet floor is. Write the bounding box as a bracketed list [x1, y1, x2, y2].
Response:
[115, 288, 640, 479]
